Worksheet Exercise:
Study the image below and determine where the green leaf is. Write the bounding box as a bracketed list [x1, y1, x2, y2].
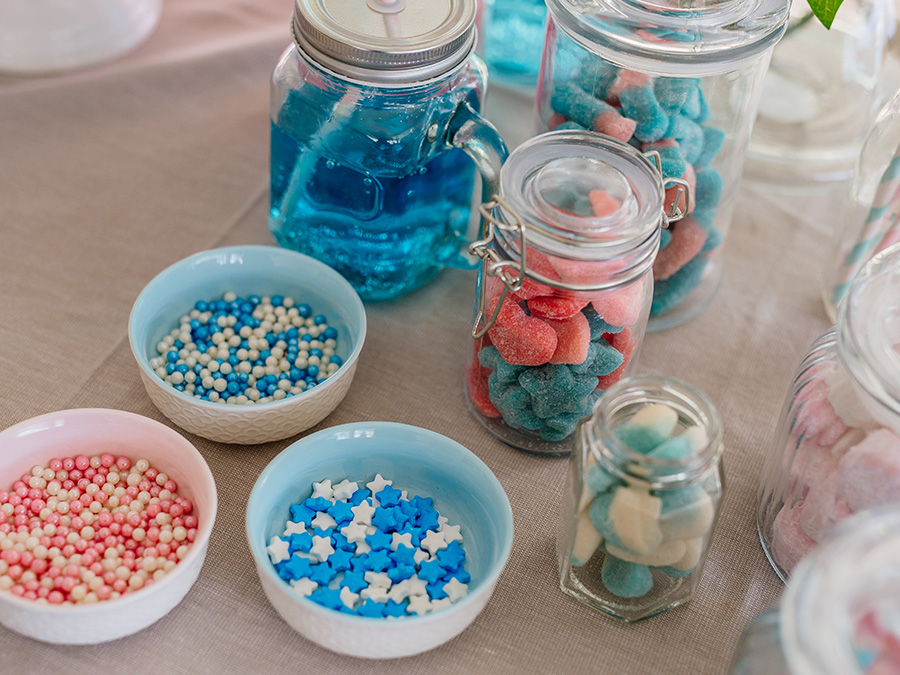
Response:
[806, 0, 844, 29]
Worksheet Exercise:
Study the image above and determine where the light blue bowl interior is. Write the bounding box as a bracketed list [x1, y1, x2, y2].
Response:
[129, 245, 366, 377]
[247, 422, 514, 605]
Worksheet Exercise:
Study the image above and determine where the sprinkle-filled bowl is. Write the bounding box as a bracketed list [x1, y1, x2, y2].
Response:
[0, 408, 217, 644]
[246, 422, 514, 659]
[129, 245, 367, 444]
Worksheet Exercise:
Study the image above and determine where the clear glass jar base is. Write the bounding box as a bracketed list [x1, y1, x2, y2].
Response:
[465, 389, 577, 456]
[757, 516, 789, 584]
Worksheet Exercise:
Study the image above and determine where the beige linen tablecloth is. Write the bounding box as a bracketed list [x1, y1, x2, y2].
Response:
[0, 1, 838, 672]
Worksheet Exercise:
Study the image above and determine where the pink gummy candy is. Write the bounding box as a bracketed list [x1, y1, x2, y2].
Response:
[466, 359, 500, 418]
[549, 256, 625, 288]
[793, 378, 842, 443]
[548, 112, 569, 132]
[588, 189, 622, 218]
[771, 502, 816, 574]
[590, 277, 646, 327]
[527, 295, 589, 320]
[664, 163, 695, 216]
[607, 70, 653, 105]
[643, 137, 678, 152]
[788, 434, 841, 501]
[596, 327, 635, 391]
[516, 247, 564, 300]
[487, 288, 558, 367]
[836, 428, 900, 512]
[653, 216, 707, 281]
[546, 312, 592, 365]
[797, 469, 852, 542]
[593, 111, 637, 143]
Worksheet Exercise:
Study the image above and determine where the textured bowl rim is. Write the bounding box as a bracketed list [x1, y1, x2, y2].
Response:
[245, 421, 514, 626]
[0, 408, 218, 614]
[127, 245, 367, 417]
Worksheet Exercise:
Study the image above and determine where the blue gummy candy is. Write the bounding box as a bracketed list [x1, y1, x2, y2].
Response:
[576, 61, 619, 100]
[654, 78, 699, 116]
[647, 436, 692, 461]
[651, 255, 707, 316]
[582, 305, 624, 339]
[519, 365, 598, 418]
[541, 411, 590, 441]
[601, 555, 653, 598]
[655, 144, 686, 181]
[587, 491, 629, 552]
[681, 85, 701, 119]
[695, 126, 725, 168]
[614, 424, 668, 454]
[660, 226, 673, 250]
[551, 83, 616, 129]
[569, 339, 624, 378]
[694, 168, 722, 211]
[477, 345, 501, 370]
[667, 115, 704, 165]
[555, 120, 587, 132]
[619, 87, 669, 143]
[494, 386, 543, 431]
[586, 461, 620, 493]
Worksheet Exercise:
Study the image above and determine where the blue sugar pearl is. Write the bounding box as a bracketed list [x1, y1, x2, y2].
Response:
[193, 364, 204, 374]
[194, 300, 209, 312]
[278, 373, 291, 381]
[330, 355, 343, 367]
[189, 319, 201, 330]
[323, 327, 338, 340]
[227, 355, 239, 366]
[265, 332, 276, 344]
[266, 384, 278, 396]
[173, 340, 185, 350]
[277, 332, 287, 342]
[259, 350, 271, 361]
[301, 333, 314, 342]
[240, 302, 253, 314]
[226, 382, 241, 395]
[194, 326, 209, 341]
[165, 363, 176, 375]
[314, 314, 328, 325]
[271, 295, 284, 307]
[249, 294, 261, 305]
[173, 384, 185, 391]
[309, 348, 323, 358]
[214, 300, 228, 312]
[287, 327, 300, 338]
[307, 364, 320, 377]
[175, 364, 189, 374]
[240, 339, 250, 349]
[238, 372, 249, 383]
[296, 303, 312, 318]
[166, 350, 179, 363]
[195, 386, 207, 396]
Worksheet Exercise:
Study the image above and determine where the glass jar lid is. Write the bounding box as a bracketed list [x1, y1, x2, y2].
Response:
[495, 129, 664, 273]
[545, 0, 790, 76]
[292, 0, 475, 84]
[838, 243, 900, 429]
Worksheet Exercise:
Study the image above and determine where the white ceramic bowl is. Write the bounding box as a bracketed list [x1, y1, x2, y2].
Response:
[246, 422, 514, 659]
[0, 408, 217, 644]
[129, 245, 367, 444]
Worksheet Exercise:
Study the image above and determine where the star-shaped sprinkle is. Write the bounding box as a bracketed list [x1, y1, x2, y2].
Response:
[328, 548, 354, 572]
[391, 532, 413, 551]
[310, 587, 344, 610]
[443, 577, 469, 602]
[304, 496, 332, 512]
[444, 568, 471, 584]
[341, 570, 367, 593]
[366, 474, 392, 495]
[405, 575, 428, 597]
[376, 484, 403, 507]
[360, 586, 390, 602]
[430, 597, 452, 612]
[266, 536, 290, 564]
[426, 580, 448, 600]
[416, 508, 440, 531]
[283, 520, 307, 537]
[388, 579, 411, 602]
[288, 531, 313, 554]
[282, 554, 313, 581]
[310, 535, 335, 562]
[308, 562, 337, 586]
[311, 479, 334, 500]
[439, 522, 462, 544]
[413, 548, 431, 566]
[289, 503, 315, 525]
[420, 529, 448, 556]
[340, 521, 368, 544]
[365, 549, 392, 572]
[438, 515, 449, 528]
[349, 487, 371, 506]
[364, 571, 392, 588]
[390, 545, 416, 569]
[332, 479, 358, 501]
[437, 541, 466, 570]
[406, 594, 431, 616]
[289, 577, 318, 597]
[409, 495, 433, 512]
[331, 531, 352, 551]
[371, 507, 397, 532]
[340, 586, 359, 610]
[357, 599, 385, 617]
[311, 511, 337, 530]
[387, 564, 415, 583]
[350, 500, 375, 525]
[366, 530, 392, 551]
[327, 500, 354, 525]
[355, 540, 371, 555]
[418, 559, 445, 584]
[383, 599, 407, 618]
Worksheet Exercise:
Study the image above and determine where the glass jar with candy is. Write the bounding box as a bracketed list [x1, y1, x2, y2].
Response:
[466, 128, 690, 455]
[270, 0, 507, 301]
[557, 375, 724, 621]
[730, 507, 900, 675]
[476, 0, 548, 88]
[535, 0, 789, 329]
[758, 243, 900, 581]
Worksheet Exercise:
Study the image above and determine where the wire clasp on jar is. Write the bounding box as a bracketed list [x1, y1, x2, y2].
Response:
[643, 150, 691, 224]
[468, 195, 527, 339]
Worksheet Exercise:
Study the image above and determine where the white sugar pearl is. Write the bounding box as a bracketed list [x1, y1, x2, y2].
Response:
[198, 353, 211, 365]
[219, 362, 232, 375]
[211, 333, 224, 345]
[224, 291, 236, 302]
[237, 361, 252, 374]
[208, 391, 220, 402]
[169, 372, 184, 385]
[273, 390, 286, 400]
[213, 379, 227, 392]
[216, 316, 228, 328]
[207, 361, 220, 373]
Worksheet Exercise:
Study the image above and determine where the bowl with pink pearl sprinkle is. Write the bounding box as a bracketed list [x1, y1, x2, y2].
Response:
[0, 408, 217, 644]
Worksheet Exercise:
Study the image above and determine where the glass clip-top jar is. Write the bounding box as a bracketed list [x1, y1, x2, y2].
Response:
[270, 0, 508, 301]
[535, 0, 789, 329]
[758, 243, 900, 581]
[557, 375, 724, 622]
[465, 129, 691, 455]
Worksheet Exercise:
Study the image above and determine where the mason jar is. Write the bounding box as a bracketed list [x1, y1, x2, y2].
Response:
[557, 375, 724, 622]
[536, 0, 789, 329]
[466, 129, 690, 455]
[270, 0, 507, 301]
[730, 507, 900, 675]
[758, 243, 900, 581]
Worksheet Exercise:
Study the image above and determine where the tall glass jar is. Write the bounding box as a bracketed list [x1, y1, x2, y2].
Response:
[758, 243, 900, 581]
[730, 507, 900, 675]
[270, 0, 507, 301]
[466, 129, 689, 455]
[536, 0, 789, 329]
[477, 0, 548, 88]
[557, 375, 724, 622]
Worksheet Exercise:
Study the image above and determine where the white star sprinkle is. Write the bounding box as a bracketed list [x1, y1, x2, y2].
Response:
[406, 594, 431, 615]
[340, 586, 360, 609]
[311, 479, 334, 500]
[266, 536, 290, 564]
[366, 473, 392, 494]
[332, 479, 358, 501]
[340, 521, 368, 543]
[350, 500, 375, 525]
[364, 571, 391, 588]
[420, 529, 448, 555]
[443, 577, 468, 602]
[290, 577, 318, 596]
[391, 532, 413, 551]
[439, 523, 462, 544]
[310, 511, 337, 530]
[309, 535, 335, 562]
[360, 586, 390, 602]
[282, 520, 307, 537]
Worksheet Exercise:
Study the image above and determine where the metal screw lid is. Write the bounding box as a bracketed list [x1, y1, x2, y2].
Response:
[292, 0, 476, 85]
